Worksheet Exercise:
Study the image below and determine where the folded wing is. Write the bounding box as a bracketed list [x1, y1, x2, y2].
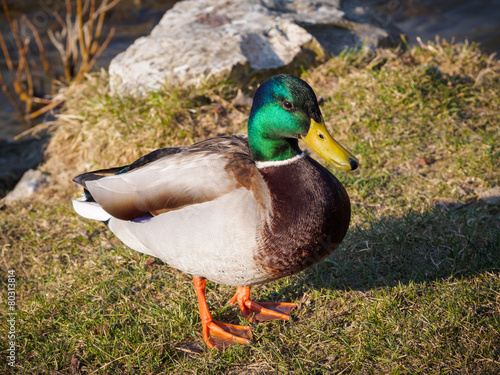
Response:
[73, 136, 255, 220]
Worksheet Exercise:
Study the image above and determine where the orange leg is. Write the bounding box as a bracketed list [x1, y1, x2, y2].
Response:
[193, 276, 252, 350]
[229, 286, 297, 323]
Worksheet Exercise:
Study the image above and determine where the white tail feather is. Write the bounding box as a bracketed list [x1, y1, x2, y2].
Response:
[72, 197, 111, 221]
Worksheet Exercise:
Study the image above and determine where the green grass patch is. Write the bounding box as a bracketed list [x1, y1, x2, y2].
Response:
[1, 40, 499, 373]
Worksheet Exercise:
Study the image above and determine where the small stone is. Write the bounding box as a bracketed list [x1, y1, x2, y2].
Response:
[232, 89, 253, 107]
[3, 169, 50, 203]
[478, 186, 500, 205]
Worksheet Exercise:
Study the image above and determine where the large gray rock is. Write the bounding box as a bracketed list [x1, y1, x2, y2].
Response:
[109, 0, 401, 95]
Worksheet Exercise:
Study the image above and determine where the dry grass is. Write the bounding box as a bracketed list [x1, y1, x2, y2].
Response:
[1, 40, 499, 374]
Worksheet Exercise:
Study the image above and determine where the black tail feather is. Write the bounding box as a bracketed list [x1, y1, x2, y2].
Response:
[83, 188, 95, 202]
[72, 166, 127, 188]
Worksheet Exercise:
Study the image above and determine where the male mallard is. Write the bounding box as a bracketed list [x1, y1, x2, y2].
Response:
[72, 74, 358, 349]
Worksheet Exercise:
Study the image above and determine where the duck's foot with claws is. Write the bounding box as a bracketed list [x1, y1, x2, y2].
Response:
[229, 286, 297, 323]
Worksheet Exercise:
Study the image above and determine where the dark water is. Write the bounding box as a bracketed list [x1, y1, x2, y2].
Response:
[386, 0, 500, 54]
[1, 0, 499, 139]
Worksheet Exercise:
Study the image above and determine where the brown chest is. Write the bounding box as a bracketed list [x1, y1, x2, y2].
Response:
[254, 156, 351, 279]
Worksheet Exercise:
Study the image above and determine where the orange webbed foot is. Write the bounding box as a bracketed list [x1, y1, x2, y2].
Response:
[204, 320, 252, 350]
[229, 286, 298, 323]
[193, 276, 252, 350]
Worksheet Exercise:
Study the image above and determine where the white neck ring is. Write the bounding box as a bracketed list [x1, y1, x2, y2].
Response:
[255, 152, 305, 169]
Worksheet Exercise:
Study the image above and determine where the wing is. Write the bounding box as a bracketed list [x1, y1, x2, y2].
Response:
[73, 135, 257, 220]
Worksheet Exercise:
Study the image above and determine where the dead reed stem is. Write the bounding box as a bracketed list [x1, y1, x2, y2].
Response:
[0, 0, 120, 124]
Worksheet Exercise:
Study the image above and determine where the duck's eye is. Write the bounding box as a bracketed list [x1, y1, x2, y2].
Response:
[282, 100, 293, 110]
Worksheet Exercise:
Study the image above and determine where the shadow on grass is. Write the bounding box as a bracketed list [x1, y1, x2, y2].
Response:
[279, 201, 500, 299]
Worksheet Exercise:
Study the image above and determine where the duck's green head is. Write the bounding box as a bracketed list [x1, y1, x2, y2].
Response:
[248, 74, 358, 170]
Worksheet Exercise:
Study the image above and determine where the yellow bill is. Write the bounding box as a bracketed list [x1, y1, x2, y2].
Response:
[302, 119, 358, 170]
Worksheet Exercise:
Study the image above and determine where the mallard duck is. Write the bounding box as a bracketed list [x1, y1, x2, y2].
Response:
[72, 74, 358, 349]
